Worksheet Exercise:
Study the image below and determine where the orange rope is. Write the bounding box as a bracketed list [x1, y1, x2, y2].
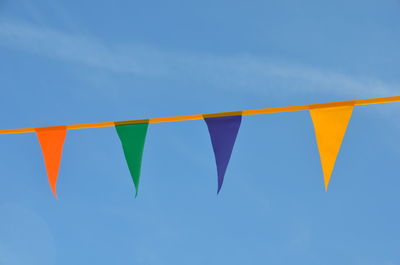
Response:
[1, 96, 399, 135]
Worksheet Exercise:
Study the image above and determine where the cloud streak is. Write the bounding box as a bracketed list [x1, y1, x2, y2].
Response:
[0, 20, 144, 75]
[0, 19, 398, 98]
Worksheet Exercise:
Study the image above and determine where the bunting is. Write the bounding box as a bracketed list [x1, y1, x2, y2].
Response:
[35, 126, 67, 198]
[0, 96, 398, 198]
[310, 105, 354, 190]
[115, 123, 149, 197]
[204, 115, 242, 193]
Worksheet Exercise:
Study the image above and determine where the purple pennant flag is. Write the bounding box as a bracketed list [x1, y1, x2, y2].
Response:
[204, 115, 242, 193]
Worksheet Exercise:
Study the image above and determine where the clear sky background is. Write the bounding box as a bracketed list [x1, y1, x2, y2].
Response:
[0, 1, 400, 264]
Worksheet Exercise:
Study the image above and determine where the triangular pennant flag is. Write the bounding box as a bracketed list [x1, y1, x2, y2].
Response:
[115, 123, 149, 197]
[35, 126, 67, 198]
[204, 115, 242, 193]
[309, 105, 354, 191]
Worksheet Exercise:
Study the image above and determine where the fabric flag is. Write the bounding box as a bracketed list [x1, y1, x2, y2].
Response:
[35, 126, 67, 198]
[309, 105, 354, 191]
[115, 123, 149, 197]
[204, 115, 242, 193]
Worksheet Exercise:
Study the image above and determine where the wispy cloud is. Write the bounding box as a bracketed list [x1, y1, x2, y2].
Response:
[0, 19, 399, 98]
[0, 20, 144, 75]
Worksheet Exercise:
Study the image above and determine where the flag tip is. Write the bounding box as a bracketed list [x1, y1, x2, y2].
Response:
[51, 186, 58, 199]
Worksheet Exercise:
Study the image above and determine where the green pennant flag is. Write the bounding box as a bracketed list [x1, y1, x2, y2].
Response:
[115, 123, 149, 197]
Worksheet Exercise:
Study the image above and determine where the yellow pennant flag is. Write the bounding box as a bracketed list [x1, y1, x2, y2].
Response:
[310, 105, 354, 191]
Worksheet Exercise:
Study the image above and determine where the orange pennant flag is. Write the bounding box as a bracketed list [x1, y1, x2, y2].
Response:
[310, 105, 353, 191]
[35, 126, 67, 198]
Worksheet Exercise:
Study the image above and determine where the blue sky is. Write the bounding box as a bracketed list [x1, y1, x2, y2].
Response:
[0, 0, 400, 264]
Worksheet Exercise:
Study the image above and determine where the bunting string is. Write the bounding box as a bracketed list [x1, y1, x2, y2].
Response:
[1, 96, 399, 134]
[1, 95, 399, 198]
